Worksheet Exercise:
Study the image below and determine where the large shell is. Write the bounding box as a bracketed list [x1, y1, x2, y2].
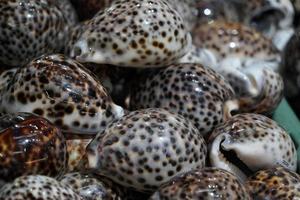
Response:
[0, 54, 124, 135]
[191, 21, 283, 114]
[0, 0, 73, 66]
[86, 108, 207, 192]
[70, 0, 191, 67]
[208, 113, 297, 182]
[150, 168, 250, 199]
[0, 113, 67, 182]
[0, 175, 81, 199]
[130, 63, 236, 137]
[245, 167, 300, 199]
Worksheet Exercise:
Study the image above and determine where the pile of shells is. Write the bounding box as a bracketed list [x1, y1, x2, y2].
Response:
[0, 0, 300, 199]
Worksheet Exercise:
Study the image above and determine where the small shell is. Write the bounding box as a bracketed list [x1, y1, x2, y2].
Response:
[150, 168, 250, 199]
[208, 113, 297, 182]
[0, 54, 124, 135]
[70, 0, 191, 67]
[86, 108, 207, 192]
[0, 113, 67, 182]
[60, 172, 125, 200]
[245, 167, 300, 199]
[0, 175, 81, 199]
[130, 63, 236, 137]
[0, 0, 72, 66]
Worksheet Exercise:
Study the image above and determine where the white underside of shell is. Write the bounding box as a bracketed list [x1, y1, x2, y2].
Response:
[249, 0, 295, 50]
[210, 132, 297, 182]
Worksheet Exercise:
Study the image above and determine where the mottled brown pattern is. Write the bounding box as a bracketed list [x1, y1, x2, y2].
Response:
[0, 113, 67, 182]
[0, 54, 124, 135]
[245, 167, 300, 199]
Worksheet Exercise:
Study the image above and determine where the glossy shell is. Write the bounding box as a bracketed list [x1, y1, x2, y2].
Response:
[70, 0, 191, 67]
[208, 113, 297, 182]
[86, 108, 207, 192]
[245, 167, 300, 199]
[0, 0, 72, 66]
[0, 54, 124, 135]
[192, 21, 283, 114]
[240, 0, 295, 50]
[150, 168, 250, 199]
[130, 63, 235, 137]
[192, 21, 281, 71]
[0, 113, 67, 182]
[0, 175, 81, 199]
[60, 172, 125, 200]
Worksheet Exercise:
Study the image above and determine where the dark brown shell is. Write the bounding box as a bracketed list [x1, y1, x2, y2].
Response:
[0, 113, 67, 182]
[245, 167, 300, 199]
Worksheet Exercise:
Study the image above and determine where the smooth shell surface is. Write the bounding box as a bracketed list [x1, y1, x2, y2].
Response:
[0, 175, 81, 200]
[0, 113, 67, 182]
[87, 108, 207, 192]
[130, 63, 235, 137]
[245, 167, 300, 199]
[70, 0, 191, 67]
[60, 172, 124, 200]
[0, 0, 72, 66]
[209, 113, 297, 182]
[192, 21, 281, 71]
[191, 21, 283, 113]
[0, 54, 124, 135]
[240, 0, 295, 50]
[150, 168, 250, 200]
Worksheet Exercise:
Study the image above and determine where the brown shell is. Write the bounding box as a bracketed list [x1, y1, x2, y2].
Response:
[245, 167, 300, 199]
[0, 113, 67, 182]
